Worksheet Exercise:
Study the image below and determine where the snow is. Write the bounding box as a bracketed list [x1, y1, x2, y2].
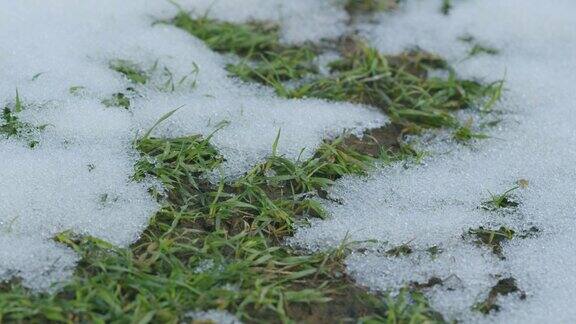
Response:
[185, 309, 242, 324]
[0, 0, 382, 290]
[291, 0, 576, 322]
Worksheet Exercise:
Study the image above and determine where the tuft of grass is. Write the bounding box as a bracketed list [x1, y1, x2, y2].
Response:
[133, 134, 222, 191]
[410, 277, 443, 290]
[480, 79, 504, 113]
[14, 89, 23, 113]
[441, 0, 452, 15]
[109, 59, 200, 98]
[226, 46, 318, 84]
[344, 0, 398, 15]
[458, 34, 500, 58]
[426, 245, 443, 259]
[156, 62, 200, 93]
[102, 92, 131, 109]
[1, 107, 25, 138]
[386, 243, 413, 257]
[31, 72, 45, 82]
[283, 44, 497, 130]
[473, 277, 526, 314]
[469, 44, 500, 57]
[105, 57, 171, 108]
[468, 226, 515, 257]
[110, 59, 148, 84]
[453, 118, 489, 142]
[1, 91, 47, 147]
[360, 289, 446, 323]
[480, 186, 519, 211]
[518, 225, 540, 239]
[171, 13, 279, 57]
[69, 86, 86, 96]
[170, 12, 319, 85]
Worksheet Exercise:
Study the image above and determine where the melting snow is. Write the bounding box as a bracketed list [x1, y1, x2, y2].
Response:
[2, 0, 575, 322]
[292, 0, 576, 322]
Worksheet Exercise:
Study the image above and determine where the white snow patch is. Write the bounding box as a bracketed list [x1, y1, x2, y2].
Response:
[185, 309, 242, 324]
[0, 235, 79, 292]
[292, 0, 576, 322]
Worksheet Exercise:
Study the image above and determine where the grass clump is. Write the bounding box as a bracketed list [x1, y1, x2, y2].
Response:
[104, 59, 200, 109]
[426, 245, 443, 259]
[102, 91, 131, 109]
[360, 289, 445, 323]
[156, 62, 200, 93]
[386, 243, 413, 257]
[1, 91, 47, 148]
[453, 118, 489, 142]
[468, 226, 515, 257]
[469, 44, 500, 57]
[69, 85, 86, 96]
[105, 59, 145, 109]
[227, 47, 318, 84]
[441, 0, 452, 15]
[458, 34, 500, 58]
[110, 59, 148, 84]
[480, 186, 519, 211]
[473, 277, 526, 314]
[410, 277, 443, 290]
[518, 225, 540, 239]
[170, 12, 319, 85]
[171, 13, 279, 57]
[344, 0, 398, 15]
[283, 43, 500, 130]
[1, 108, 26, 139]
[133, 134, 222, 191]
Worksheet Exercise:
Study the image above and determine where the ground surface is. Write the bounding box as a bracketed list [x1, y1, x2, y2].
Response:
[1, 0, 575, 323]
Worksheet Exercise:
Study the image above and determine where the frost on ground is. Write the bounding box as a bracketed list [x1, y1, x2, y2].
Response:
[0, 0, 382, 290]
[292, 0, 576, 322]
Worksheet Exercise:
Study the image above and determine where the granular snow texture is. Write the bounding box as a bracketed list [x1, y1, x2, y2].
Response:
[185, 309, 242, 324]
[291, 0, 576, 322]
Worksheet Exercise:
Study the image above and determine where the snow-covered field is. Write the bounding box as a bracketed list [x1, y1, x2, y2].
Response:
[1, 0, 575, 322]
